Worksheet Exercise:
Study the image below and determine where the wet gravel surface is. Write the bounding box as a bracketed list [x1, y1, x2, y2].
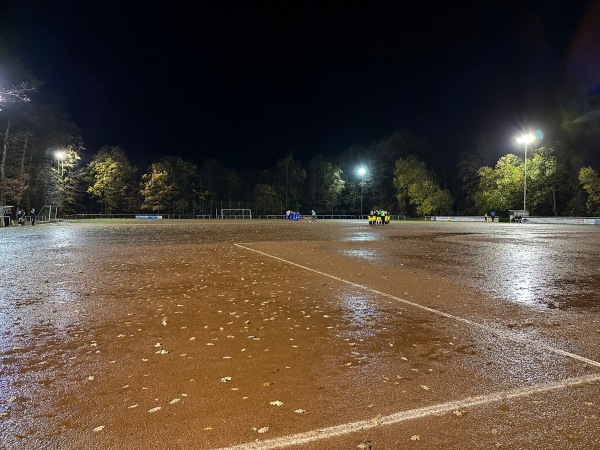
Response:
[0, 220, 599, 449]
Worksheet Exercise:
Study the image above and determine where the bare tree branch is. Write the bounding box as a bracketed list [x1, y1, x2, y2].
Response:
[0, 82, 36, 109]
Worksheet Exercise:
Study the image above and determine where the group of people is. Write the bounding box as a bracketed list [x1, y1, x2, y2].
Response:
[484, 211, 497, 222]
[285, 210, 301, 221]
[2, 208, 36, 227]
[285, 210, 317, 222]
[368, 210, 390, 225]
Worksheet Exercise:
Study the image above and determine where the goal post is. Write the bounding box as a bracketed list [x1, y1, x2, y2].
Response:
[36, 205, 59, 223]
[220, 208, 252, 219]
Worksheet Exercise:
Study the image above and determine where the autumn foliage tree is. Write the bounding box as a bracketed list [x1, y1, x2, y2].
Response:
[527, 145, 572, 216]
[139, 157, 197, 215]
[0, 73, 36, 207]
[473, 144, 574, 216]
[579, 166, 600, 216]
[275, 152, 306, 211]
[86, 146, 138, 213]
[1, 51, 86, 213]
[394, 155, 453, 216]
[140, 162, 173, 213]
[474, 154, 523, 213]
[253, 183, 277, 215]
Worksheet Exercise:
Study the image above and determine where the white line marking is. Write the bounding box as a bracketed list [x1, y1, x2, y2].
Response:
[229, 244, 600, 449]
[217, 373, 600, 450]
[234, 243, 600, 368]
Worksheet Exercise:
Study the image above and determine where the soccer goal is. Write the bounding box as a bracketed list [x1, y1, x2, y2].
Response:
[36, 205, 60, 223]
[220, 208, 252, 219]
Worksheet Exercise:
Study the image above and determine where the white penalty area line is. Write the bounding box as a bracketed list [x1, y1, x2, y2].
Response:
[233, 243, 600, 369]
[218, 373, 600, 450]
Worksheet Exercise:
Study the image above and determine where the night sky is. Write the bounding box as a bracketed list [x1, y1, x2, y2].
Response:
[1, 1, 598, 171]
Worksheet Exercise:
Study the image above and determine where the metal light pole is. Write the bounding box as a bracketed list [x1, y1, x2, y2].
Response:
[358, 167, 366, 219]
[524, 143, 528, 211]
[516, 134, 535, 212]
[55, 150, 65, 176]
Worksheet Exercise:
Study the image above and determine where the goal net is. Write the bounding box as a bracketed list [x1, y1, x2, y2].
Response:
[36, 205, 60, 223]
[221, 208, 252, 219]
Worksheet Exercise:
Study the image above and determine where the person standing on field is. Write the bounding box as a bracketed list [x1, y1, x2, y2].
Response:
[31, 208, 36, 226]
[17, 209, 25, 226]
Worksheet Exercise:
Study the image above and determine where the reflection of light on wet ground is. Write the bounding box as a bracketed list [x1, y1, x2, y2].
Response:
[49, 285, 85, 333]
[446, 227, 582, 309]
[340, 292, 380, 337]
[48, 225, 76, 249]
[515, 279, 533, 303]
[340, 248, 376, 261]
[503, 244, 541, 305]
[343, 232, 381, 241]
[52, 287, 76, 304]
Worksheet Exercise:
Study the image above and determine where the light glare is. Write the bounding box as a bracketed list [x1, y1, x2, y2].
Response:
[516, 134, 535, 145]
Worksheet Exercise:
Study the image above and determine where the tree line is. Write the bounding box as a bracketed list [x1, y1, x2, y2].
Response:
[2, 60, 600, 218]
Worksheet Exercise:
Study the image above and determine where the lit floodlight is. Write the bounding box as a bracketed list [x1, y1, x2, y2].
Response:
[516, 134, 535, 145]
[357, 167, 366, 176]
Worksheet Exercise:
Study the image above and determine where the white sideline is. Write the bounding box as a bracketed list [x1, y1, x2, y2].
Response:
[234, 243, 600, 369]
[217, 373, 600, 450]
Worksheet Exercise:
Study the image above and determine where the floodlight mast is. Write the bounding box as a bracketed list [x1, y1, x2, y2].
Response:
[357, 167, 367, 219]
[55, 150, 65, 176]
[516, 134, 536, 212]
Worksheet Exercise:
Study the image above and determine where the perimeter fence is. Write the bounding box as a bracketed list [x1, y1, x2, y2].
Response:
[57, 213, 411, 221]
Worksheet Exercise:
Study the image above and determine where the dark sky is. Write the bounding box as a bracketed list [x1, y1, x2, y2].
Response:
[1, 1, 599, 170]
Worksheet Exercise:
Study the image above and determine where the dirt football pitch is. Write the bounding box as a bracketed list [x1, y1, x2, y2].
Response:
[1, 219, 599, 449]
